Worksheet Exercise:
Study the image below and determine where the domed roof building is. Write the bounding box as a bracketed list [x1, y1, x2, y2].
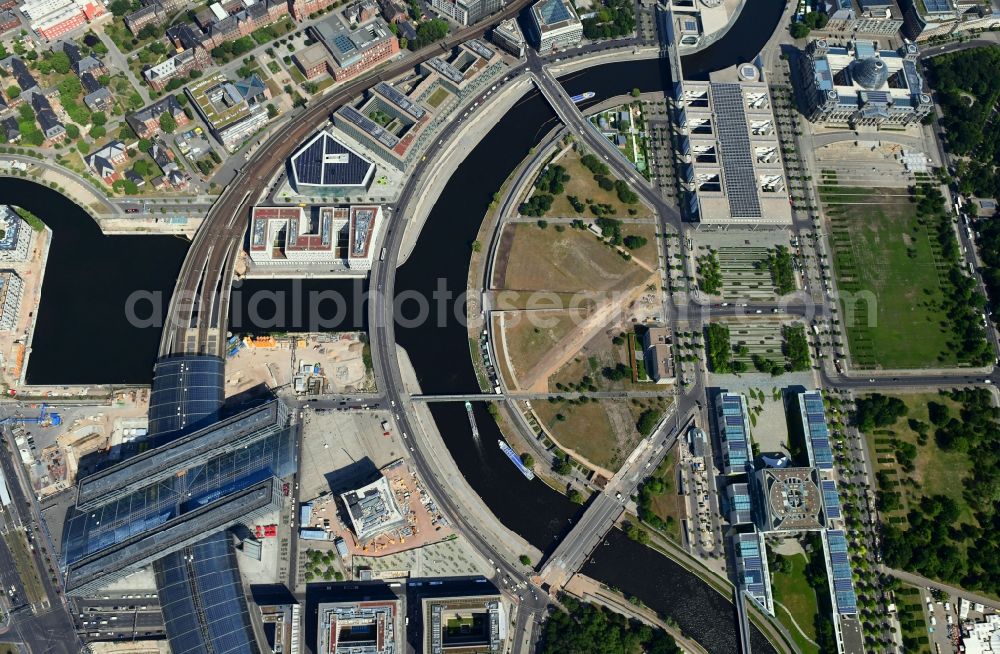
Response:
[795, 39, 933, 127]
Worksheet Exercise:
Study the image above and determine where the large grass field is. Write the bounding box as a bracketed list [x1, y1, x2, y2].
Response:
[498, 223, 649, 294]
[864, 392, 978, 531]
[821, 185, 957, 369]
[544, 149, 654, 219]
[770, 552, 820, 654]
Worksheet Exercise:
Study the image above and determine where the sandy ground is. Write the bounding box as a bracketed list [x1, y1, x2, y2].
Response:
[225, 331, 372, 397]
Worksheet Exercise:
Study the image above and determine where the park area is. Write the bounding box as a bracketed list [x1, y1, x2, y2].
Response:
[863, 392, 977, 533]
[533, 396, 670, 471]
[543, 149, 654, 219]
[858, 389, 999, 598]
[770, 552, 821, 654]
[821, 182, 959, 369]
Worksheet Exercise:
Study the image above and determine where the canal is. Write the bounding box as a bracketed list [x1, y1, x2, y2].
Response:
[16, 0, 788, 648]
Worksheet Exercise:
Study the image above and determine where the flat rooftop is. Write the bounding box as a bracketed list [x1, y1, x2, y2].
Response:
[76, 400, 284, 509]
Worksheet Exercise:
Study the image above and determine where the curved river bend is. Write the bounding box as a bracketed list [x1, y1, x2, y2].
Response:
[14, 0, 787, 649]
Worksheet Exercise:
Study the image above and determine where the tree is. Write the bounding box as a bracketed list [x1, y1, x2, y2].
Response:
[471, 240, 482, 252]
[568, 489, 583, 504]
[91, 111, 107, 127]
[520, 452, 534, 468]
[415, 18, 449, 46]
[64, 123, 80, 139]
[790, 22, 810, 39]
[266, 103, 278, 119]
[109, 0, 131, 15]
[623, 234, 647, 249]
[6, 85, 18, 99]
[88, 125, 106, 139]
[519, 554, 532, 566]
[159, 111, 176, 134]
[631, 87, 640, 97]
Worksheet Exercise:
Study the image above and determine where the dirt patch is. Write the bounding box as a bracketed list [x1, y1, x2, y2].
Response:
[500, 223, 649, 294]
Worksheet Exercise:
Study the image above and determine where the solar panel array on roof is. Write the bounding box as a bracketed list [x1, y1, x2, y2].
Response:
[290, 130, 375, 188]
[802, 392, 834, 469]
[536, 0, 573, 25]
[148, 356, 225, 438]
[339, 105, 399, 149]
[155, 531, 262, 654]
[822, 480, 841, 520]
[711, 84, 761, 218]
[719, 394, 751, 471]
[922, 0, 951, 12]
[374, 82, 426, 120]
[736, 534, 769, 602]
[334, 34, 358, 56]
[466, 39, 495, 60]
[827, 530, 858, 614]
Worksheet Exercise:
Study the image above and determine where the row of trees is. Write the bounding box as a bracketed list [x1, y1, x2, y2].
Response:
[764, 246, 795, 295]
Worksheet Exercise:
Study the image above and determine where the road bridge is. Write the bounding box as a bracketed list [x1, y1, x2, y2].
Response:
[538, 413, 690, 589]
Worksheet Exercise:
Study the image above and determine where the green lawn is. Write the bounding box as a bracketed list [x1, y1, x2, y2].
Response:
[771, 553, 819, 654]
[822, 186, 957, 369]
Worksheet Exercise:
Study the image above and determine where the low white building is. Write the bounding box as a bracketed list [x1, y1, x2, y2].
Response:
[0, 270, 23, 331]
[0, 206, 32, 262]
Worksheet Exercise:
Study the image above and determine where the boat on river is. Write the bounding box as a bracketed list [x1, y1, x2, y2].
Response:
[498, 439, 535, 480]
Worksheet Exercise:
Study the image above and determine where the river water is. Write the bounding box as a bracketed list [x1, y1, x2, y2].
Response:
[16, 1, 786, 649]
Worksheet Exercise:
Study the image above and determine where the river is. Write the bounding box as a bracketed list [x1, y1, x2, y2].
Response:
[16, 0, 787, 649]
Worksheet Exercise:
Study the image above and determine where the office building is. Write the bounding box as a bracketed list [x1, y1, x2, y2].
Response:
[676, 74, 792, 225]
[798, 390, 834, 470]
[733, 532, 773, 615]
[288, 129, 376, 197]
[714, 392, 752, 474]
[187, 73, 270, 152]
[641, 326, 674, 384]
[526, 0, 582, 52]
[430, 0, 501, 25]
[421, 593, 504, 654]
[0, 270, 22, 331]
[417, 41, 504, 99]
[61, 398, 294, 595]
[824, 0, 904, 35]
[333, 81, 432, 171]
[753, 467, 828, 532]
[318, 598, 402, 653]
[310, 13, 399, 82]
[0, 206, 32, 262]
[491, 17, 524, 57]
[796, 39, 932, 128]
[248, 205, 383, 270]
[341, 474, 406, 543]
